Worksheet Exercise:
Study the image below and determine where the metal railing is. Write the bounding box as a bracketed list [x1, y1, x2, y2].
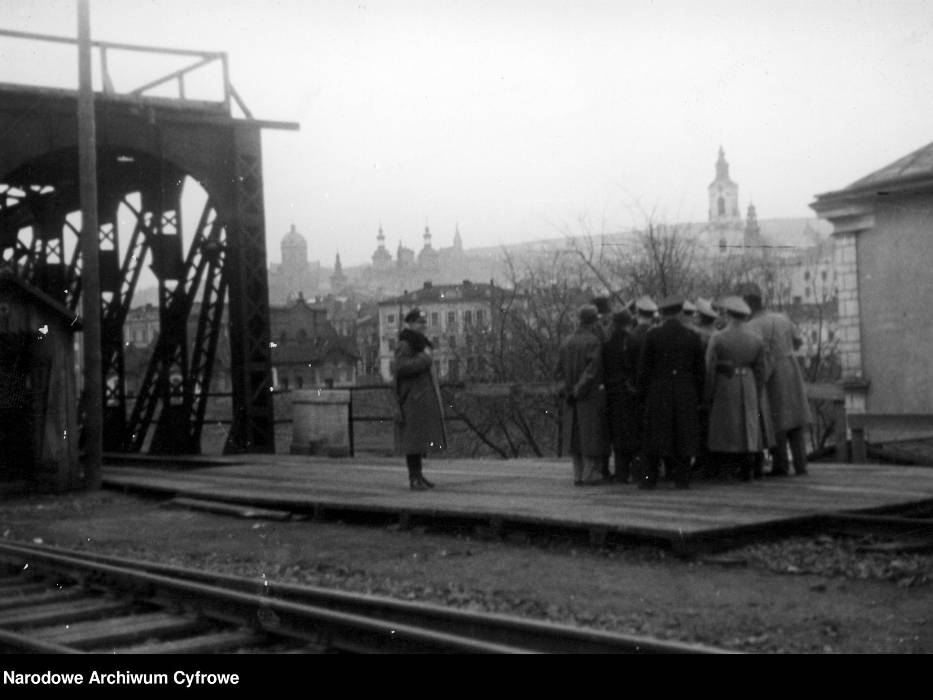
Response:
[0, 28, 252, 117]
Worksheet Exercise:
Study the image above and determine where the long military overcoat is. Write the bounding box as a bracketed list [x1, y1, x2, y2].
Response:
[556, 324, 609, 458]
[747, 310, 812, 433]
[705, 324, 767, 453]
[394, 332, 447, 456]
[637, 317, 705, 460]
[615, 321, 651, 453]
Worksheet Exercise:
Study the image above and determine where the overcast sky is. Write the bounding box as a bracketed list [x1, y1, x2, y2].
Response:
[2, 0, 932, 266]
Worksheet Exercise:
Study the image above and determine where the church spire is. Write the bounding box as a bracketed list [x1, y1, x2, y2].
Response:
[330, 251, 347, 292]
[744, 202, 761, 249]
[715, 146, 731, 182]
[371, 224, 391, 269]
[708, 146, 740, 224]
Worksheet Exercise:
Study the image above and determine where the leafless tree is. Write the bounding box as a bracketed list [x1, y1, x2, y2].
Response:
[441, 246, 592, 457]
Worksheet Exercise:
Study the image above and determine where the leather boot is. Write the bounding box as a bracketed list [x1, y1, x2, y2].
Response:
[752, 453, 764, 479]
[417, 467, 435, 489]
[407, 455, 428, 490]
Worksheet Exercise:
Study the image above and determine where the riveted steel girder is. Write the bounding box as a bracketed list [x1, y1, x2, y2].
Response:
[0, 84, 277, 455]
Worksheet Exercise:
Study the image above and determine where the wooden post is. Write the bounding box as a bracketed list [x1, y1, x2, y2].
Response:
[851, 426, 867, 464]
[833, 399, 847, 463]
[347, 390, 355, 457]
[77, 0, 103, 490]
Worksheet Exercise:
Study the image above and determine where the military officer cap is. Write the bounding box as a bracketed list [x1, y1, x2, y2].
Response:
[721, 295, 751, 317]
[578, 304, 599, 325]
[658, 294, 685, 313]
[635, 296, 658, 314]
[683, 299, 696, 315]
[695, 297, 719, 320]
[403, 307, 426, 323]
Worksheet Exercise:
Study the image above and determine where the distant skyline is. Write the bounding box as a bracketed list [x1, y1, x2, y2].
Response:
[2, 0, 932, 266]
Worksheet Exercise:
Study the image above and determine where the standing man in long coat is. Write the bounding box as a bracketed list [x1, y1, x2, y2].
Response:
[740, 283, 812, 476]
[637, 295, 705, 489]
[705, 296, 767, 481]
[591, 295, 613, 479]
[556, 304, 609, 486]
[692, 297, 720, 477]
[617, 296, 657, 481]
[395, 308, 447, 490]
[602, 309, 633, 483]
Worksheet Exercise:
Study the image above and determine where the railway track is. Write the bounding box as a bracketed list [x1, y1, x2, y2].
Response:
[0, 541, 734, 654]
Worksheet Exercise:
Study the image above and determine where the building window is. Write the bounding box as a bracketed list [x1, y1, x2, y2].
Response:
[296, 376, 304, 389]
[475, 309, 485, 325]
[387, 313, 395, 325]
[281, 377, 289, 390]
[430, 312, 439, 326]
[448, 335, 456, 349]
[463, 310, 473, 326]
[388, 339, 396, 351]
[717, 197, 725, 216]
[447, 311, 456, 325]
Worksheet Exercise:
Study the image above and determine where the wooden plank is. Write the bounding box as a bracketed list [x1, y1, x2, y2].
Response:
[0, 598, 127, 627]
[163, 497, 294, 521]
[34, 612, 201, 647]
[110, 628, 266, 654]
[102, 456, 933, 550]
[0, 587, 85, 611]
[0, 582, 54, 597]
[848, 413, 933, 431]
[805, 382, 844, 401]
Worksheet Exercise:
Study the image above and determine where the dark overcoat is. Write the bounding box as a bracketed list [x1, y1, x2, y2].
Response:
[747, 311, 812, 432]
[705, 324, 767, 453]
[556, 324, 609, 458]
[394, 330, 447, 455]
[614, 321, 651, 452]
[637, 317, 705, 460]
[601, 324, 628, 453]
[693, 323, 715, 357]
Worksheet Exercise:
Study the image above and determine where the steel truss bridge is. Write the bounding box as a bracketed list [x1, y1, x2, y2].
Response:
[0, 29, 297, 455]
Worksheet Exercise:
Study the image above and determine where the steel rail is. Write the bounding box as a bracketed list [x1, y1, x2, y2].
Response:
[0, 541, 733, 654]
[0, 542, 527, 654]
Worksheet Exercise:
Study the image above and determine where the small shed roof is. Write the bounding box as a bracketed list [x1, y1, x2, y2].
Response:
[812, 140, 933, 209]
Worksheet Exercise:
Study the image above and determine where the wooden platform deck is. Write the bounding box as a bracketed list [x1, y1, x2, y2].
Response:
[102, 456, 933, 554]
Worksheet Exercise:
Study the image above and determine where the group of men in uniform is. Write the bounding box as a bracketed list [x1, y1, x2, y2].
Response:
[555, 283, 811, 490]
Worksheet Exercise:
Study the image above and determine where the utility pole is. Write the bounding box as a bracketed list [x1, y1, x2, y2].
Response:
[77, 0, 103, 490]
